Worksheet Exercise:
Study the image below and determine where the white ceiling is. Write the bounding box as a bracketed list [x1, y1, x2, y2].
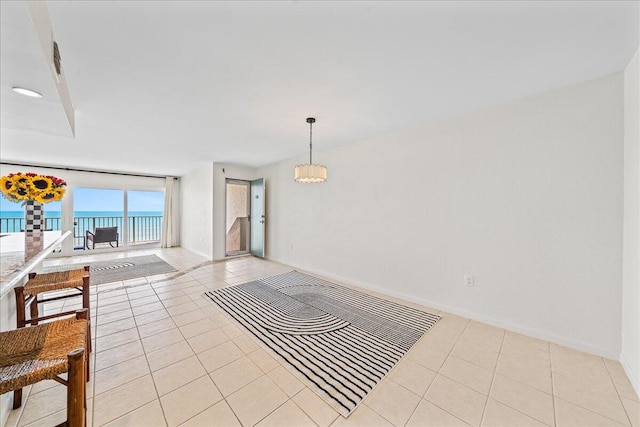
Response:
[1, 0, 638, 177]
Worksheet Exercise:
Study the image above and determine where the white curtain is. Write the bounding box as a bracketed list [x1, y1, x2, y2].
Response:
[161, 177, 179, 248]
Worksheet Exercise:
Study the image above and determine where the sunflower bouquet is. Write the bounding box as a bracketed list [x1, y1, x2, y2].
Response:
[0, 172, 67, 204]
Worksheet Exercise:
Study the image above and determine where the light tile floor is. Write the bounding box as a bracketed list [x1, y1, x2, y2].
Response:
[5, 248, 640, 427]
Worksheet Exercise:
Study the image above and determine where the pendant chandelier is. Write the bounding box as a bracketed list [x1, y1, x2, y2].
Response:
[295, 117, 327, 183]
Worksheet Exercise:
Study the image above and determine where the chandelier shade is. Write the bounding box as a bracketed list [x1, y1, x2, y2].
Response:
[295, 117, 327, 183]
[294, 163, 327, 183]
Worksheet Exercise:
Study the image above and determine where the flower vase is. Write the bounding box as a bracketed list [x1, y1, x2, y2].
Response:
[24, 200, 44, 261]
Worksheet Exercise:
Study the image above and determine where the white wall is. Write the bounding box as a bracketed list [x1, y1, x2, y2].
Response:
[259, 72, 624, 358]
[175, 162, 259, 260]
[622, 48, 640, 396]
[180, 163, 214, 258]
[212, 163, 258, 260]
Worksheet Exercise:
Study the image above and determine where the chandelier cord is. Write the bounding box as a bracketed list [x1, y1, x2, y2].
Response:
[309, 120, 313, 165]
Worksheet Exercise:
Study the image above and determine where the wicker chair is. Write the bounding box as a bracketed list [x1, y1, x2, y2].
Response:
[0, 309, 89, 427]
[13, 267, 92, 408]
[15, 267, 91, 328]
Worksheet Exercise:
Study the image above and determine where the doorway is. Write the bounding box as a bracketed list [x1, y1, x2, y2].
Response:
[225, 180, 250, 256]
[225, 178, 265, 258]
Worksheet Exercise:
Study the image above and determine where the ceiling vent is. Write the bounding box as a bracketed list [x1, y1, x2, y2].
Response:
[53, 41, 61, 75]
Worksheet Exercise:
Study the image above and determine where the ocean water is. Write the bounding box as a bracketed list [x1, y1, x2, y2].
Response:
[0, 211, 163, 235]
[0, 211, 162, 218]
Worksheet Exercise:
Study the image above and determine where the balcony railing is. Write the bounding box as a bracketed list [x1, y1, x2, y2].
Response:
[0, 217, 62, 233]
[0, 215, 163, 249]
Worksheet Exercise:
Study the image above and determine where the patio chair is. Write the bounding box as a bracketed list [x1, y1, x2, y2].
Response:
[85, 226, 119, 249]
[0, 309, 89, 426]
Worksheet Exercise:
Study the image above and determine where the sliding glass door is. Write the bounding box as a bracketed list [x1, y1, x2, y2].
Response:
[73, 188, 164, 251]
[74, 188, 124, 250]
[128, 191, 164, 247]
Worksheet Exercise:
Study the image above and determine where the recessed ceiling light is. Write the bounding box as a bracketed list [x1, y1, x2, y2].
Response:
[12, 87, 43, 98]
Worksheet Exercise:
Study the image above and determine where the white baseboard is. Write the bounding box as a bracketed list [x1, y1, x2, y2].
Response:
[620, 352, 640, 400]
[266, 256, 619, 360]
[179, 247, 212, 261]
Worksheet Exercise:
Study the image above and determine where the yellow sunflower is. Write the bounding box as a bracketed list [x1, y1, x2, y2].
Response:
[51, 187, 65, 200]
[34, 187, 65, 203]
[30, 175, 53, 192]
[0, 176, 22, 202]
[0, 176, 13, 194]
[0, 172, 67, 203]
[8, 175, 30, 200]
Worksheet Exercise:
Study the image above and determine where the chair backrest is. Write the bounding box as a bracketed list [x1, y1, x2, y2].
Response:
[94, 227, 118, 240]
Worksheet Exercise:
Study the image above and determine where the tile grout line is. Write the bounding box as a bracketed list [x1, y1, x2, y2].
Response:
[291, 387, 334, 427]
[603, 356, 636, 426]
[361, 376, 423, 426]
[478, 329, 506, 427]
[489, 353, 555, 425]
[91, 286, 144, 426]
[146, 279, 239, 426]
[416, 317, 473, 427]
[550, 340, 557, 427]
[196, 295, 303, 426]
[551, 350, 635, 425]
[129, 285, 168, 427]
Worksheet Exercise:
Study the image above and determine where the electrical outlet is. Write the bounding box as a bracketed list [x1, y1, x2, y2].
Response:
[465, 275, 475, 287]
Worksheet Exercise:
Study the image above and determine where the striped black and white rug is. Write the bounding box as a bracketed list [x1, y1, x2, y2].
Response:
[205, 271, 440, 417]
[43, 255, 177, 285]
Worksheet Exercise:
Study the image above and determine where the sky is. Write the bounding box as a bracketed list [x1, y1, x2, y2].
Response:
[71, 188, 165, 211]
[0, 188, 164, 212]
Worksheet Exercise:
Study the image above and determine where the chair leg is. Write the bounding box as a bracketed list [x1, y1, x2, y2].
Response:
[13, 286, 27, 409]
[12, 389, 22, 410]
[14, 286, 26, 328]
[81, 267, 90, 317]
[76, 310, 91, 381]
[30, 294, 39, 326]
[86, 334, 91, 382]
[25, 272, 39, 326]
[82, 267, 92, 354]
[66, 348, 86, 427]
